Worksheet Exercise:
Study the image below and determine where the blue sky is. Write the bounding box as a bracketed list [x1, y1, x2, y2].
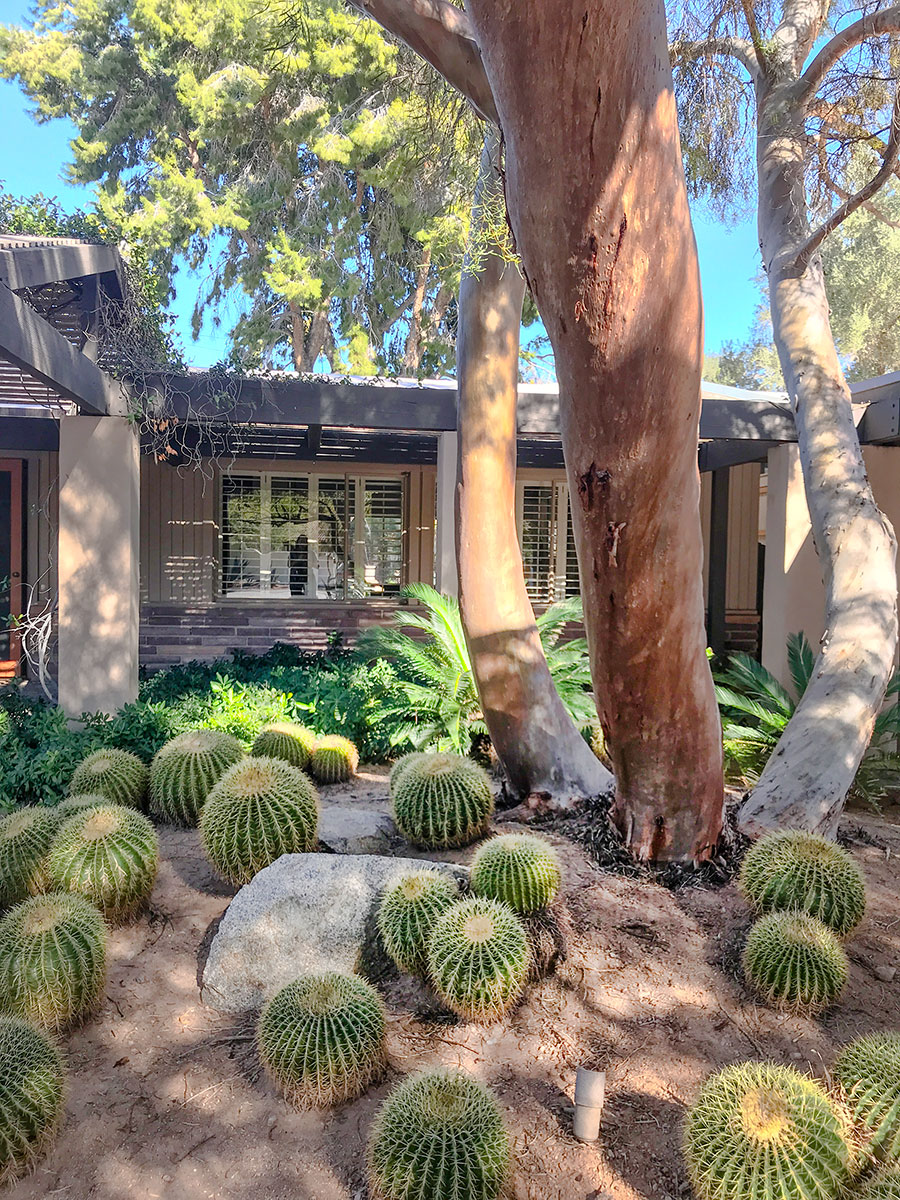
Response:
[0, 0, 764, 369]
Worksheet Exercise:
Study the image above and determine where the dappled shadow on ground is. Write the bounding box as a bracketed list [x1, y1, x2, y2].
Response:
[6, 808, 899, 1200]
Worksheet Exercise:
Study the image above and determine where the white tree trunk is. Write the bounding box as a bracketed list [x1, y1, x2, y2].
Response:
[739, 97, 899, 838]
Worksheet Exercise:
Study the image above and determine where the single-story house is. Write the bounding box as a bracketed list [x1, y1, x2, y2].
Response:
[3, 233, 900, 715]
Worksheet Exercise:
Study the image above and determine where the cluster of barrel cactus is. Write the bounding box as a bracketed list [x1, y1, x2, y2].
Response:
[46, 804, 160, 924]
[309, 735, 359, 784]
[737, 830, 864, 1012]
[368, 1068, 510, 1200]
[742, 911, 849, 1013]
[391, 753, 494, 849]
[257, 972, 386, 1108]
[251, 723, 317, 771]
[684, 1061, 853, 1200]
[377, 870, 459, 975]
[149, 729, 243, 826]
[740, 830, 866, 937]
[200, 756, 319, 885]
[0, 1015, 66, 1183]
[0, 893, 107, 1030]
[471, 834, 561, 914]
[69, 748, 148, 809]
[833, 1033, 900, 1163]
[0, 808, 57, 909]
[427, 897, 530, 1022]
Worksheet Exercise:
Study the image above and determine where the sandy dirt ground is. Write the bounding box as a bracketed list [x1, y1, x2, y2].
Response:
[10, 770, 900, 1200]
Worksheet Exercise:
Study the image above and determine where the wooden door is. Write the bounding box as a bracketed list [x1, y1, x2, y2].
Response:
[0, 460, 23, 680]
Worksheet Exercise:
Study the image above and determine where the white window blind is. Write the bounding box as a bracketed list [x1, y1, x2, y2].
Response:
[221, 472, 405, 599]
[515, 480, 582, 603]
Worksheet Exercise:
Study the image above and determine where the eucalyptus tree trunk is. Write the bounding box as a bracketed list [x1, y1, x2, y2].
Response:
[739, 81, 898, 839]
[457, 133, 614, 809]
[465, 0, 724, 861]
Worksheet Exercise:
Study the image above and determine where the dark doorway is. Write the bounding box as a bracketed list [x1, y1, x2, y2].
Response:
[0, 460, 24, 679]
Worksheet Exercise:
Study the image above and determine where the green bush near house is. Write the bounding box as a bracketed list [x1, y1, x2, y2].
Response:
[714, 632, 900, 807]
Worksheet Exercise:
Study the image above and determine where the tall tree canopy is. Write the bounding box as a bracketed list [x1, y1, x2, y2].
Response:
[673, 0, 900, 838]
[0, 0, 480, 372]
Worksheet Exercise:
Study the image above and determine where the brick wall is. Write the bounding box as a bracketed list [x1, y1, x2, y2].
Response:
[139, 601, 407, 672]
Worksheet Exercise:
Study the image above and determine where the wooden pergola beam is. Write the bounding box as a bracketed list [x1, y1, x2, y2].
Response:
[0, 242, 122, 292]
[150, 370, 798, 444]
[0, 284, 127, 417]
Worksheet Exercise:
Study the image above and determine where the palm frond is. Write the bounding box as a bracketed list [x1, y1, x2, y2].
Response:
[787, 631, 816, 699]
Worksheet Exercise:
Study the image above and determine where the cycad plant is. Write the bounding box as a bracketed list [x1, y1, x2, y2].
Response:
[359, 584, 595, 753]
[714, 632, 900, 808]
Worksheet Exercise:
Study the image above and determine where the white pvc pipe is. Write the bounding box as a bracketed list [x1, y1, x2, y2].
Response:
[573, 1067, 606, 1142]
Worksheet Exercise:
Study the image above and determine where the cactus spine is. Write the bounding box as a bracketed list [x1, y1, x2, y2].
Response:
[427, 897, 529, 1022]
[309, 735, 359, 784]
[52, 795, 107, 823]
[684, 1061, 852, 1200]
[0, 893, 106, 1031]
[377, 871, 459, 975]
[739, 830, 866, 937]
[45, 805, 159, 924]
[391, 753, 494, 849]
[200, 756, 319, 885]
[471, 834, 561, 914]
[368, 1068, 510, 1200]
[859, 1167, 900, 1198]
[251, 723, 316, 770]
[0, 808, 58, 909]
[0, 1015, 66, 1184]
[149, 729, 244, 826]
[257, 972, 386, 1108]
[69, 748, 148, 809]
[743, 911, 848, 1013]
[834, 1033, 900, 1163]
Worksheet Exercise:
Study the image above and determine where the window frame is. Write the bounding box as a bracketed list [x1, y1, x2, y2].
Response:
[218, 466, 409, 603]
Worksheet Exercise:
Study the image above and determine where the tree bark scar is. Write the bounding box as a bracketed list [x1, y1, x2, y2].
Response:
[606, 521, 626, 566]
[597, 213, 627, 354]
[577, 463, 611, 511]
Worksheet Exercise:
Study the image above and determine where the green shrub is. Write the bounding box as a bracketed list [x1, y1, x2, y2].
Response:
[149, 729, 244, 826]
[0, 893, 106, 1031]
[833, 1033, 900, 1163]
[471, 834, 561, 914]
[743, 912, 848, 1013]
[309, 735, 359, 783]
[739, 830, 866, 937]
[392, 753, 493, 849]
[45, 805, 159, 924]
[251, 722, 316, 770]
[368, 1068, 510, 1200]
[257, 972, 386, 1108]
[200, 757, 319, 885]
[69, 748, 148, 809]
[359, 584, 596, 754]
[0, 1014, 66, 1184]
[859, 1167, 900, 1198]
[684, 1061, 852, 1200]
[427, 897, 529, 1022]
[715, 632, 900, 807]
[377, 871, 459, 975]
[0, 808, 57, 909]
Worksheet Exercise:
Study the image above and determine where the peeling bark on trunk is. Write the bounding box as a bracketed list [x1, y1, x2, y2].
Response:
[465, 0, 724, 861]
[739, 92, 899, 839]
[457, 134, 614, 809]
[403, 247, 432, 372]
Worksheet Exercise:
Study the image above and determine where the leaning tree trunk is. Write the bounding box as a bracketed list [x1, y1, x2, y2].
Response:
[465, 0, 723, 861]
[457, 132, 614, 809]
[739, 93, 898, 840]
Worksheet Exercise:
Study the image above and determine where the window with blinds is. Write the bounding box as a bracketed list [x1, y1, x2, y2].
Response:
[221, 472, 405, 599]
[516, 480, 582, 603]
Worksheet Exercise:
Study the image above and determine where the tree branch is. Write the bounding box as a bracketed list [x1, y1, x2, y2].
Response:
[796, 4, 900, 108]
[794, 89, 900, 269]
[345, 0, 498, 124]
[670, 35, 761, 80]
[740, 0, 770, 73]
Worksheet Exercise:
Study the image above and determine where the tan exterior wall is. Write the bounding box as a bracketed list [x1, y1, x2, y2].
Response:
[762, 443, 900, 686]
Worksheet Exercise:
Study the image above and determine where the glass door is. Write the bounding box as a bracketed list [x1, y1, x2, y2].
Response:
[0, 460, 23, 680]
